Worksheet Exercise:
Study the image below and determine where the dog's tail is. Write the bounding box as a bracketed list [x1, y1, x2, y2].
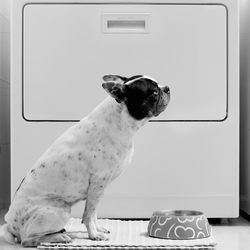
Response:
[0, 224, 17, 244]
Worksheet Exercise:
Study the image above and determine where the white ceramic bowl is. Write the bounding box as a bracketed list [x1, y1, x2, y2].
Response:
[148, 210, 211, 240]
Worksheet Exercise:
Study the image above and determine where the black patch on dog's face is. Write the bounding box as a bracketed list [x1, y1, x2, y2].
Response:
[124, 77, 170, 120]
[102, 75, 170, 120]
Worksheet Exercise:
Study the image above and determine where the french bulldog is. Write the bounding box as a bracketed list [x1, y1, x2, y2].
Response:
[3, 75, 170, 246]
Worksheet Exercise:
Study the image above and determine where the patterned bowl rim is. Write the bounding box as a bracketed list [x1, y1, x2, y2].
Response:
[152, 210, 205, 218]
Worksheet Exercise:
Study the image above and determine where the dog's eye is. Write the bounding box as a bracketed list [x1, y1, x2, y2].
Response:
[149, 90, 159, 101]
[152, 90, 158, 96]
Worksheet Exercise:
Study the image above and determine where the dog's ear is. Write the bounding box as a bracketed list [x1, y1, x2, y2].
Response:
[103, 75, 128, 84]
[102, 82, 127, 103]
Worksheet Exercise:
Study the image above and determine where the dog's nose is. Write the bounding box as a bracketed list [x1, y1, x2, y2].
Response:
[162, 86, 170, 94]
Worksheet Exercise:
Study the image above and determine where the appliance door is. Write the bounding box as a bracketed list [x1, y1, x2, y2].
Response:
[23, 4, 227, 122]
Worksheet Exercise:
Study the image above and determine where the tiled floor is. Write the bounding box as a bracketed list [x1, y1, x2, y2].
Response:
[0, 209, 250, 250]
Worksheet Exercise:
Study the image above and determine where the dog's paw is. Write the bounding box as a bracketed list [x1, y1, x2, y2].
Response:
[89, 232, 109, 241]
[96, 225, 110, 234]
[40, 233, 72, 244]
[22, 233, 72, 247]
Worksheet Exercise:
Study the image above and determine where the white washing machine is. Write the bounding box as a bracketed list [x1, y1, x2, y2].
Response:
[11, 0, 239, 218]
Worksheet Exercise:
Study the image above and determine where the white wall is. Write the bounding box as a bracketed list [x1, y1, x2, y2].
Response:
[0, 0, 10, 209]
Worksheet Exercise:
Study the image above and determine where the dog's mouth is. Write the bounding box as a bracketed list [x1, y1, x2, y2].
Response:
[153, 88, 170, 117]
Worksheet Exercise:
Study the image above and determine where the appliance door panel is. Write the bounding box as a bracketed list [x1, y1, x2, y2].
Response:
[23, 4, 227, 121]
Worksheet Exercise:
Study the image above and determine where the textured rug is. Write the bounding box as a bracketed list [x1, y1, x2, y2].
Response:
[38, 218, 217, 250]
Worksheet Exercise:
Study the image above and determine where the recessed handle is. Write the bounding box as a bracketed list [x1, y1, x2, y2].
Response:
[107, 20, 146, 30]
[102, 14, 151, 34]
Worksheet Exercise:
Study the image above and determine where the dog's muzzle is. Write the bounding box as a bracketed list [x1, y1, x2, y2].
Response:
[154, 86, 170, 116]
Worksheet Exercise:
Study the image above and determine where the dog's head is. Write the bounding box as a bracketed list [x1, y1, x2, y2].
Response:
[102, 75, 170, 120]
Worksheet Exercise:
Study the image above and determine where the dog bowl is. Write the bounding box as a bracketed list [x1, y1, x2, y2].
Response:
[148, 210, 211, 240]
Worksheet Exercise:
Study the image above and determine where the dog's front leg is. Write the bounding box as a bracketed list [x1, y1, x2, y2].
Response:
[81, 180, 109, 241]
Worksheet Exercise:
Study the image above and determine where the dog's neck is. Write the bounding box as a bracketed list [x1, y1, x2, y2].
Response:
[88, 97, 149, 137]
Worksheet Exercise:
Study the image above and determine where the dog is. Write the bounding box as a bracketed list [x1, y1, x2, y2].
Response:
[3, 75, 170, 247]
